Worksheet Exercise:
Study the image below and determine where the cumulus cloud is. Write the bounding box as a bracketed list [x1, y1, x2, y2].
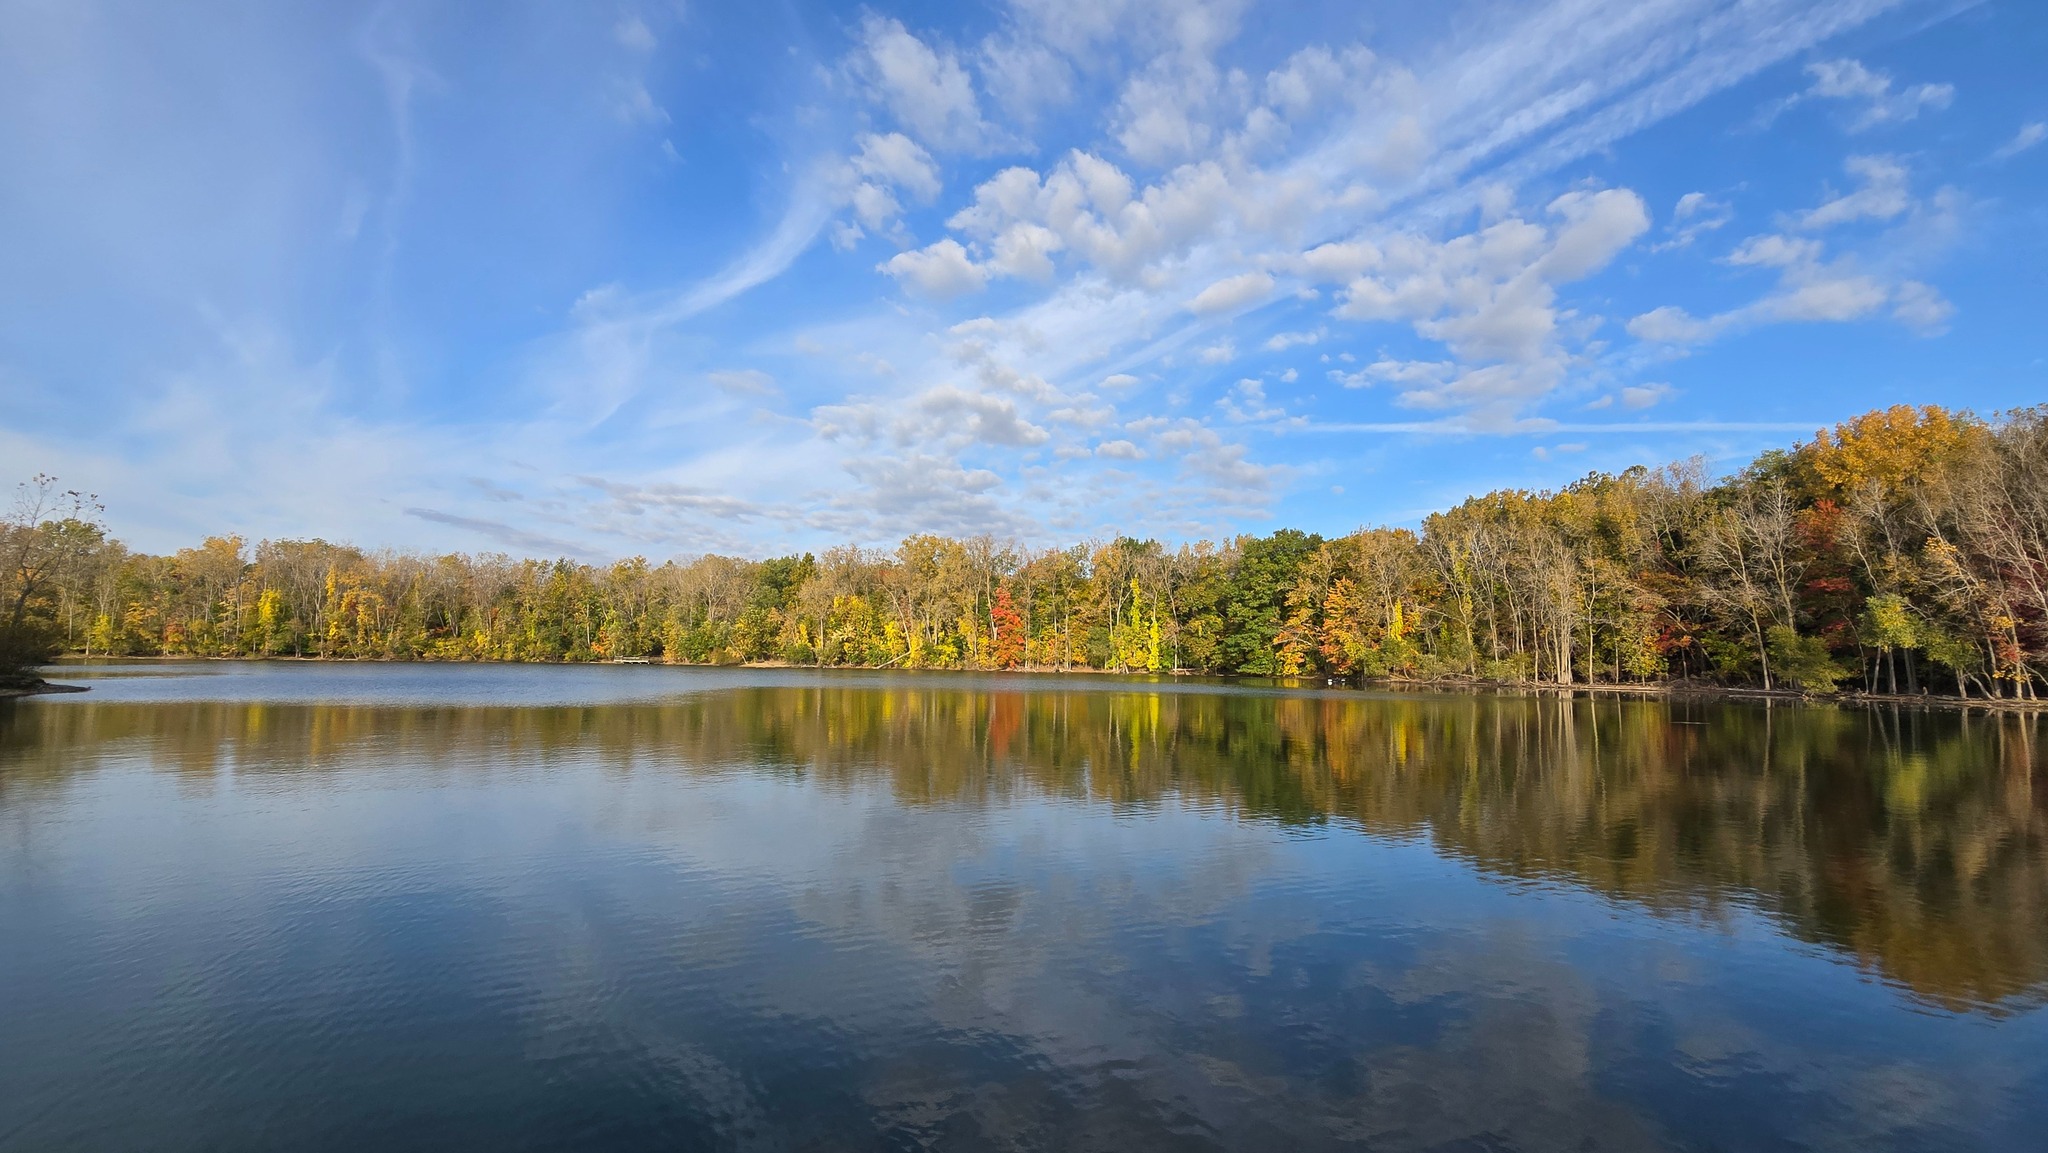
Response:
[917, 385, 1051, 446]
[831, 452, 1019, 538]
[1286, 240, 1381, 283]
[1329, 188, 1647, 415]
[1329, 359, 1456, 389]
[852, 132, 942, 201]
[945, 151, 1235, 284]
[841, 132, 945, 238]
[1153, 419, 1278, 490]
[879, 239, 988, 298]
[987, 222, 1065, 281]
[849, 183, 902, 232]
[852, 15, 991, 152]
[1216, 377, 1286, 422]
[1263, 328, 1322, 351]
[1626, 306, 1719, 344]
[1189, 270, 1274, 314]
[977, 33, 1074, 126]
[1112, 56, 1231, 168]
[1337, 190, 1648, 360]
[1263, 43, 1375, 118]
[815, 383, 1050, 452]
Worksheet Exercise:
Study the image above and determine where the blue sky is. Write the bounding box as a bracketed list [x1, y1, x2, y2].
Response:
[1, 0, 2043, 558]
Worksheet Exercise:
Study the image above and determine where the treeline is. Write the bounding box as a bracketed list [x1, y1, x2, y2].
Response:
[4, 403, 2047, 698]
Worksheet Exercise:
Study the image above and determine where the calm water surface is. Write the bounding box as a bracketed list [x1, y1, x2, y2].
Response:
[2, 662, 2044, 1151]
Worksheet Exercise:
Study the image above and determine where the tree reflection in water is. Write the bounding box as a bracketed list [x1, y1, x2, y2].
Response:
[5, 684, 2041, 1013]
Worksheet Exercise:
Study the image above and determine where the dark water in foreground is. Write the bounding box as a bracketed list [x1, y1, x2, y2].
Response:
[2, 663, 2045, 1152]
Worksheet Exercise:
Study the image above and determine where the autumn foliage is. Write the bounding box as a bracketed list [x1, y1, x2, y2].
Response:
[8, 404, 2048, 699]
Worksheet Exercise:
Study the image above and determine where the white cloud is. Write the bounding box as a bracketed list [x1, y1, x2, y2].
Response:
[1189, 270, 1273, 314]
[827, 0, 1942, 469]
[946, 151, 1236, 285]
[1331, 188, 1647, 413]
[977, 33, 1073, 126]
[70, 0, 1964, 556]
[987, 222, 1065, 281]
[1196, 339, 1236, 363]
[1288, 240, 1381, 283]
[1047, 400, 1117, 428]
[917, 385, 1051, 446]
[853, 15, 991, 152]
[850, 182, 902, 231]
[1626, 305, 1720, 345]
[879, 239, 988, 298]
[1791, 59, 1954, 133]
[815, 382, 1052, 453]
[1538, 188, 1654, 279]
[707, 369, 779, 397]
[852, 132, 942, 201]
[839, 130, 945, 240]
[1797, 155, 1911, 229]
[1890, 280, 1954, 334]
[1153, 419, 1277, 489]
[1263, 328, 1322, 351]
[1629, 218, 1950, 348]
[1628, 267, 1899, 344]
[1651, 191, 1732, 251]
[1328, 359, 1457, 389]
[1726, 233, 1825, 267]
[1263, 44, 1374, 117]
[832, 452, 1019, 537]
[609, 80, 669, 126]
[1620, 382, 1674, 409]
[1626, 149, 1957, 351]
[1113, 57, 1228, 168]
[1768, 273, 1890, 322]
[1992, 122, 2047, 162]
[614, 14, 656, 53]
[1216, 376, 1286, 422]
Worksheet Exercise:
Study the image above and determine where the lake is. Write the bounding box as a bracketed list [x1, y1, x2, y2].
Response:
[1, 662, 2043, 1151]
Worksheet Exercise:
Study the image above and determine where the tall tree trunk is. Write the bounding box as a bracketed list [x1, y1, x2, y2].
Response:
[1755, 616, 1772, 691]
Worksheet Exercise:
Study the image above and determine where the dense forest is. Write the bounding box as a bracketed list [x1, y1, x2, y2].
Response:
[5, 403, 2047, 699]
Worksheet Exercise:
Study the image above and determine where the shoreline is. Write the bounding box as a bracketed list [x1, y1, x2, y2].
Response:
[0, 678, 91, 699]
[1363, 677, 2047, 715]
[31, 655, 2047, 714]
